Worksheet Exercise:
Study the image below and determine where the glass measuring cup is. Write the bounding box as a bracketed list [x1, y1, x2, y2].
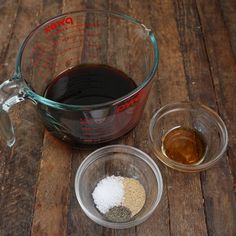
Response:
[0, 10, 159, 147]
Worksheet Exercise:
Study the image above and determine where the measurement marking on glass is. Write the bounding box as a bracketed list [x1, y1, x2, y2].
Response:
[45, 23, 100, 36]
[81, 127, 93, 130]
[44, 17, 74, 34]
[84, 139, 93, 142]
[33, 54, 54, 66]
[80, 121, 97, 124]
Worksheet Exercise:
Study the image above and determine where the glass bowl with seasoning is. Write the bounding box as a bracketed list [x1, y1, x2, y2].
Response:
[149, 102, 228, 172]
[74, 144, 163, 229]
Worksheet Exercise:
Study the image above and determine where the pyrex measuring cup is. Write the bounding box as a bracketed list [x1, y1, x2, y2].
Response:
[0, 10, 159, 146]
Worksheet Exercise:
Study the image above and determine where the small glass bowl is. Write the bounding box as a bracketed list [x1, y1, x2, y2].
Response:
[75, 145, 163, 229]
[149, 102, 228, 172]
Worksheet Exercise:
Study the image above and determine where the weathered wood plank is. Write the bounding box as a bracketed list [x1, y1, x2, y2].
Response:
[67, 149, 104, 236]
[64, 1, 114, 236]
[0, 1, 44, 235]
[102, 3, 138, 236]
[62, 0, 84, 12]
[126, 1, 170, 235]
[40, 0, 63, 23]
[193, 0, 236, 235]
[62, 1, 106, 236]
[196, 0, 236, 183]
[173, 0, 236, 235]
[218, 0, 236, 193]
[30, 1, 79, 236]
[173, 0, 216, 106]
[219, 0, 236, 60]
[0, 0, 20, 191]
[0, 1, 236, 236]
[0, 0, 20, 67]
[31, 131, 72, 236]
[65, 1, 138, 235]
[148, 0, 208, 235]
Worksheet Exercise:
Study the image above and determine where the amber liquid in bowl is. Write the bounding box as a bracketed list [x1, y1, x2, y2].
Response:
[161, 127, 206, 165]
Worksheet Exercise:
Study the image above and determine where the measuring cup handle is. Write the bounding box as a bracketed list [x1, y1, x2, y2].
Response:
[0, 78, 25, 147]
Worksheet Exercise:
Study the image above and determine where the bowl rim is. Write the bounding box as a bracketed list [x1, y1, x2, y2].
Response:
[149, 101, 229, 172]
[74, 144, 163, 229]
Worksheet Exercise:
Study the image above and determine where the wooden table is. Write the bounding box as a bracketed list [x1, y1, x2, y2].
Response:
[0, 0, 236, 235]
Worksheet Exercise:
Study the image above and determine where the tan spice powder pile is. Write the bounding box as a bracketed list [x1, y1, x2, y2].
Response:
[123, 178, 146, 216]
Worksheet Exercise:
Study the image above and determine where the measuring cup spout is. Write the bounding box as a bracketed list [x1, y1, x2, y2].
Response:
[0, 78, 25, 147]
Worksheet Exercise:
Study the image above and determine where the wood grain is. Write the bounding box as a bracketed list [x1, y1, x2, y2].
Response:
[195, 0, 236, 235]
[126, 1, 170, 236]
[0, 0, 20, 67]
[104, 2, 144, 235]
[30, 1, 75, 236]
[173, 0, 236, 235]
[0, 0, 236, 235]
[63, 1, 105, 236]
[67, 149, 104, 236]
[31, 131, 72, 236]
[63, 1, 129, 236]
[218, 0, 236, 193]
[149, 0, 208, 235]
[196, 0, 236, 181]
[0, 1, 44, 235]
[219, 0, 236, 59]
[0, 0, 20, 191]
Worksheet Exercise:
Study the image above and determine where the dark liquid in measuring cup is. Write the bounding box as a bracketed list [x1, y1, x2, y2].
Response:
[161, 127, 206, 165]
[41, 64, 138, 145]
[44, 64, 137, 105]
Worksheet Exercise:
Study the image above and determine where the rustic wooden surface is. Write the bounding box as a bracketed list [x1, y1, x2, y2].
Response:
[0, 0, 236, 235]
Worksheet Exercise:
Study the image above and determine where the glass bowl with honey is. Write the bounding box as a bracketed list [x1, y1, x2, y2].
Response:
[149, 102, 228, 172]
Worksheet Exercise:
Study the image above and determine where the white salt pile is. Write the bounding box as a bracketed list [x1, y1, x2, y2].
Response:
[92, 175, 124, 214]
